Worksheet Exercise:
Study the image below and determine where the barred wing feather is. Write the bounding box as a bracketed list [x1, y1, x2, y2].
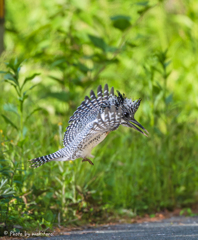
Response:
[73, 105, 122, 145]
[63, 85, 118, 147]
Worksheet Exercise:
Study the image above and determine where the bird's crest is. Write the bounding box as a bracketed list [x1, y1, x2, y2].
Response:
[116, 90, 126, 105]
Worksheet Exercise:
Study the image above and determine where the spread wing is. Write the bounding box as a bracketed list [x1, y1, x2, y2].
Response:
[90, 105, 122, 135]
[63, 84, 116, 147]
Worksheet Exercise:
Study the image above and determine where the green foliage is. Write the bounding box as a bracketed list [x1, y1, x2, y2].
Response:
[0, 0, 198, 233]
[180, 208, 196, 217]
[110, 15, 131, 31]
[1, 59, 41, 140]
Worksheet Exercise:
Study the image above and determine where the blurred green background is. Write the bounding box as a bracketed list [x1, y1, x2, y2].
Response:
[0, 0, 198, 232]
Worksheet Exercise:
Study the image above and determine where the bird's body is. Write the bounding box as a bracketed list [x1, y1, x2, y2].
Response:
[30, 84, 148, 168]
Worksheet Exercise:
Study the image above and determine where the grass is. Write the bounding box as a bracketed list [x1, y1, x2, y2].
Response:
[0, 0, 198, 235]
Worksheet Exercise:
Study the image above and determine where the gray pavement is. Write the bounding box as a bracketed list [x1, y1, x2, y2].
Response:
[28, 217, 198, 240]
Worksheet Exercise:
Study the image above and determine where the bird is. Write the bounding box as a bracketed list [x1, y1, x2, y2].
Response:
[30, 84, 148, 168]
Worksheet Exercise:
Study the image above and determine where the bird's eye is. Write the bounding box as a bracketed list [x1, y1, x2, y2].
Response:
[124, 112, 129, 118]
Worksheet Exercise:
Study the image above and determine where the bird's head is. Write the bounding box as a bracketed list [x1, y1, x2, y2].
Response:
[116, 91, 148, 136]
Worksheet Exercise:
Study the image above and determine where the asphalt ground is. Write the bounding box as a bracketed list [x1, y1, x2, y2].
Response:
[24, 216, 198, 240]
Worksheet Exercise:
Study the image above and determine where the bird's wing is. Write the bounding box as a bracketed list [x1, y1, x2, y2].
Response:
[66, 105, 122, 151]
[90, 105, 122, 136]
[63, 84, 117, 147]
[68, 84, 114, 123]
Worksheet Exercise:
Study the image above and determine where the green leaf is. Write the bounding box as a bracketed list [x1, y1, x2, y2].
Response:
[18, 94, 28, 102]
[17, 139, 26, 148]
[164, 60, 171, 68]
[153, 85, 161, 95]
[44, 210, 54, 222]
[137, 6, 152, 15]
[4, 80, 17, 88]
[21, 84, 37, 100]
[23, 126, 28, 137]
[88, 35, 107, 52]
[136, 1, 149, 6]
[154, 126, 163, 137]
[126, 42, 137, 48]
[165, 93, 173, 105]
[105, 45, 118, 53]
[110, 15, 131, 31]
[21, 73, 40, 90]
[0, 179, 8, 188]
[25, 108, 43, 122]
[90, 53, 108, 62]
[110, 15, 131, 21]
[51, 58, 67, 67]
[48, 75, 63, 84]
[3, 73, 18, 85]
[44, 91, 70, 102]
[3, 103, 19, 116]
[105, 58, 119, 64]
[1, 114, 18, 130]
[75, 62, 90, 73]
[0, 169, 14, 174]
[0, 159, 8, 162]
[5, 58, 23, 73]
[165, 71, 171, 79]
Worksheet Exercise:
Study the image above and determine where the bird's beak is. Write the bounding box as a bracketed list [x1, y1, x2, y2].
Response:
[127, 119, 149, 137]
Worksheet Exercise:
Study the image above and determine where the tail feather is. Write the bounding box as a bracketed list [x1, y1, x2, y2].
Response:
[30, 150, 63, 168]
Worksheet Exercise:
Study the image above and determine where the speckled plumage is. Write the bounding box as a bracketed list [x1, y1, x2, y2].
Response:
[30, 84, 148, 168]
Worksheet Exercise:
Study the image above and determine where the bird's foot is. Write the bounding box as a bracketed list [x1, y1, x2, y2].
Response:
[82, 158, 94, 165]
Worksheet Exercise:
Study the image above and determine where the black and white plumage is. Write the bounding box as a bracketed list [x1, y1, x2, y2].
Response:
[30, 84, 148, 168]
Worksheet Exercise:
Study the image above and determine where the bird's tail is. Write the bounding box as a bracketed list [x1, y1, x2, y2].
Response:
[30, 149, 64, 168]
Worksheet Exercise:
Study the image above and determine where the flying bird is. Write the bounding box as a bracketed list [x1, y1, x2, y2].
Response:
[30, 84, 148, 168]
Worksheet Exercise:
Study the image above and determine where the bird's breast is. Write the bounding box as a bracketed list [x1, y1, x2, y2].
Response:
[71, 132, 108, 159]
